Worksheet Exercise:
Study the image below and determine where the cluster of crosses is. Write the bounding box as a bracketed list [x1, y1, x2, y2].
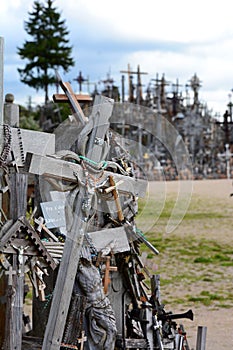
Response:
[0, 71, 194, 350]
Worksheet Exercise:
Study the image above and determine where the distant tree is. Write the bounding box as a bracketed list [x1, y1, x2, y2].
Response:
[19, 104, 41, 130]
[17, 0, 75, 104]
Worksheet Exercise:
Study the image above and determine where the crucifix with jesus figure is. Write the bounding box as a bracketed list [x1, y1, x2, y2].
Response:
[23, 73, 148, 350]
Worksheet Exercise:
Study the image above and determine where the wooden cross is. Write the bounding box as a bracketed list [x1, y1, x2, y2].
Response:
[73, 71, 87, 93]
[5, 265, 16, 286]
[34, 216, 59, 242]
[120, 64, 148, 103]
[21, 73, 147, 350]
[77, 330, 87, 350]
[120, 63, 134, 102]
[103, 256, 118, 294]
[104, 176, 124, 221]
[41, 86, 115, 350]
[53, 71, 91, 125]
[0, 39, 57, 350]
[25, 153, 146, 199]
[81, 75, 96, 94]
[53, 93, 92, 106]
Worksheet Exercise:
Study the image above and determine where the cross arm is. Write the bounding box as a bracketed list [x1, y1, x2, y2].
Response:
[24, 152, 147, 198]
[53, 93, 92, 104]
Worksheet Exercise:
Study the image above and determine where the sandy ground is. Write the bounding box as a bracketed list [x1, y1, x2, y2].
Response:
[148, 179, 233, 350]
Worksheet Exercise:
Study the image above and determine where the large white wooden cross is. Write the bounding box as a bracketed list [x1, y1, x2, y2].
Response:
[24, 87, 147, 349]
[40, 94, 113, 349]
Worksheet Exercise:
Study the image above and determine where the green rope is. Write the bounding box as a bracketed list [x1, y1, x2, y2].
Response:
[43, 293, 53, 309]
[79, 155, 108, 169]
[136, 228, 145, 237]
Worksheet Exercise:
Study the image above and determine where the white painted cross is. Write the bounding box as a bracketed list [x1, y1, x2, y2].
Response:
[41, 94, 115, 350]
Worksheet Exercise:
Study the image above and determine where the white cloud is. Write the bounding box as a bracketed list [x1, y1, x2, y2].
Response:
[1, 0, 233, 115]
[58, 0, 233, 42]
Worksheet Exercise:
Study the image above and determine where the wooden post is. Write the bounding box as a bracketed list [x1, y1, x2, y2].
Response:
[103, 256, 117, 294]
[9, 173, 28, 221]
[105, 176, 124, 221]
[4, 93, 19, 127]
[196, 326, 207, 350]
[3, 173, 29, 350]
[4, 255, 25, 350]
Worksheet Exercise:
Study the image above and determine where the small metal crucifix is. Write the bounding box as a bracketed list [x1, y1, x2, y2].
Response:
[77, 330, 87, 350]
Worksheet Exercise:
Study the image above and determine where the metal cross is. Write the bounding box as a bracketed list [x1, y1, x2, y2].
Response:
[77, 331, 87, 350]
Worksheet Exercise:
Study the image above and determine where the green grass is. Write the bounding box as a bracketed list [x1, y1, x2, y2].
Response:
[136, 191, 233, 309]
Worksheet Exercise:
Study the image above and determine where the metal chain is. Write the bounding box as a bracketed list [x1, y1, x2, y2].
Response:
[16, 127, 25, 164]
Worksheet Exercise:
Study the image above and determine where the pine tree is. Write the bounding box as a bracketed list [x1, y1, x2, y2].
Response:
[17, 0, 75, 104]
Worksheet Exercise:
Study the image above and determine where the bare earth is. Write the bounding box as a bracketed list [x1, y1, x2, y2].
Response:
[147, 179, 233, 350]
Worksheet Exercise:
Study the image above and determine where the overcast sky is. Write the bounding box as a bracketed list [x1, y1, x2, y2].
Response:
[1, 0, 233, 117]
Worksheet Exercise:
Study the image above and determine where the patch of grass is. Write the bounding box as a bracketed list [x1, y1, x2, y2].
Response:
[194, 257, 214, 263]
[188, 291, 224, 305]
[136, 191, 233, 309]
[217, 304, 233, 308]
[147, 253, 154, 259]
[220, 261, 233, 266]
[183, 212, 225, 220]
[194, 253, 232, 264]
[188, 296, 212, 306]
[202, 277, 214, 282]
[25, 288, 33, 305]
